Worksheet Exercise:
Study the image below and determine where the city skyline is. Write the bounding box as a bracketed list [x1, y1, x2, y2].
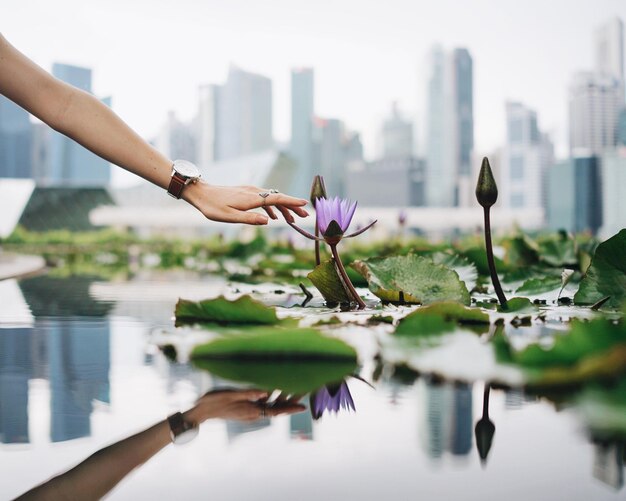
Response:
[4, 0, 626, 188]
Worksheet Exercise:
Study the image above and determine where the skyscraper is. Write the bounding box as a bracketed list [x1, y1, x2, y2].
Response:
[424, 45, 474, 207]
[502, 102, 554, 215]
[290, 68, 314, 197]
[215, 65, 273, 160]
[48, 63, 111, 186]
[196, 84, 220, 169]
[381, 101, 413, 159]
[0, 95, 32, 179]
[569, 71, 623, 156]
[546, 156, 602, 234]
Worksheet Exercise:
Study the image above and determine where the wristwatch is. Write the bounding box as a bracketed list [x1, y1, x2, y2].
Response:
[167, 160, 201, 199]
[167, 412, 199, 444]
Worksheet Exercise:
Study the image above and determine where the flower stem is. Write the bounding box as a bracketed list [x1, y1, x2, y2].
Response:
[483, 207, 508, 309]
[315, 225, 321, 266]
[330, 244, 366, 310]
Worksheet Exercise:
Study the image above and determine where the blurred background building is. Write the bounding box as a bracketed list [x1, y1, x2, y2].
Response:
[0, 15, 625, 238]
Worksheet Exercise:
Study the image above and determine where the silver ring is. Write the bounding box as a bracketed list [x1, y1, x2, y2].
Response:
[258, 192, 270, 198]
[269, 189, 279, 194]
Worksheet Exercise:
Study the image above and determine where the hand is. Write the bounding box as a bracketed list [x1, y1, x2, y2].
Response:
[184, 181, 309, 225]
[184, 389, 305, 423]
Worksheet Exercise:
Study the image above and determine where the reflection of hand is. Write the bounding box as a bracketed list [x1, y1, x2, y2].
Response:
[184, 182, 309, 225]
[185, 389, 305, 424]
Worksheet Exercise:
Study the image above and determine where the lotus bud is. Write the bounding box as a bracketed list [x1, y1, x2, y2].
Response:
[310, 175, 327, 208]
[475, 157, 498, 208]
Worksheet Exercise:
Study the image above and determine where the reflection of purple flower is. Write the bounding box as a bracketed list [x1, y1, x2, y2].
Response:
[310, 381, 356, 420]
[315, 197, 358, 235]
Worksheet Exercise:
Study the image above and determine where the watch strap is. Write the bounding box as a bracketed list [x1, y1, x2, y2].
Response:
[167, 172, 187, 199]
[167, 412, 198, 444]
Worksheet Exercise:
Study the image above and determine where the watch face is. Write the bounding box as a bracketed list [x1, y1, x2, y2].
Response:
[173, 160, 200, 179]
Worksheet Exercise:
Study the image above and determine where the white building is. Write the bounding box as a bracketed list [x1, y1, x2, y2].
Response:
[569, 72, 623, 156]
[381, 101, 413, 159]
[196, 84, 219, 169]
[215, 65, 273, 161]
[502, 102, 553, 218]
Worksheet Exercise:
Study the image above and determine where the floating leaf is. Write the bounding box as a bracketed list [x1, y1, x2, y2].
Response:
[191, 327, 357, 361]
[307, 259, 354, 304]
[413, 301, 489, 325]
[192, 359, 356, 395]
[516, 276, 562, 295]
[175, 295, 278, 325]
[431, 252, 478, 291]
[351, 254, 470, 305]
[538, 233, 577, 267]
[574, 229, 626, 309]
[395, 313, 456, 337]
[396, 302, 490, 337]
[497, 297, 538, 313]
[462, 247, 508, 277]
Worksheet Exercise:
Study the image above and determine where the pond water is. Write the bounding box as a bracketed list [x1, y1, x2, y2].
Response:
[0, 272, 624, 500]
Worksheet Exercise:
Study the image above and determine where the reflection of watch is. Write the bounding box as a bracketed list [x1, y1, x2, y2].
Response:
[167, 412, 199, 444]
[167, 160, 201, 199]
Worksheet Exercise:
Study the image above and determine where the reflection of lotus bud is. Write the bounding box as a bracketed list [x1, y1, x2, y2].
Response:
[475, 157, 498, 208]
[310, 175, 327, 207]
[474, 416, 495, 464]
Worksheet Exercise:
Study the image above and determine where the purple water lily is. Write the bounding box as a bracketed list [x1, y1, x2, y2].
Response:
[287, 186, 376, 310]
[310, 381, 356, 420]
[316, 197, 358, 235]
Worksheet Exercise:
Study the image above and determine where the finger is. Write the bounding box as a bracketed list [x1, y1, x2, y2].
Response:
[263, 206, 278, 220]
[251, 189, 307, 208]
[276, 205, 295, 223]
[219, 208, 269, 226]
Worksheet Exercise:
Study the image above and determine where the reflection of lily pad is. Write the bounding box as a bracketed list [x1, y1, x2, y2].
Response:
[395, 313, 455, 336]
[191, 327, 357, 360]
[192, 359, 356, 395]
[351, 254, 470, 305]
[175, 295, 278, 325]
[574, 229, 626, 308]
[307, 260, 353, 304]
[495, 317, 626, 386]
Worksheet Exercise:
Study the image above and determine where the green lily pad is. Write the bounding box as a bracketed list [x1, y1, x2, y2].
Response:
[516, 276, 562, 295]
[175, 295, 278, 325]
[395, 313, 456, 336]
[191, 327, 358, 361]
[574, 229, 626, 308]
[191, 359, 357, 395]
[538, 233, 578, 267]
[351, 254, 470, 305]
[395, 302, 489, 337]
[462, 247, 508, 276]
[307, 259, 354, 304]
[431, 252, 478, 291]
[497, 297, 538, 313]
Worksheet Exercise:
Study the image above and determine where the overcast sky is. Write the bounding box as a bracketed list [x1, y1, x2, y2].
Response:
[3, 0, 626, 185]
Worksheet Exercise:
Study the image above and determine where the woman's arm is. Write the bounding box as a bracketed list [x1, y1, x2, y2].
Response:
[0, 34, 308, 225]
